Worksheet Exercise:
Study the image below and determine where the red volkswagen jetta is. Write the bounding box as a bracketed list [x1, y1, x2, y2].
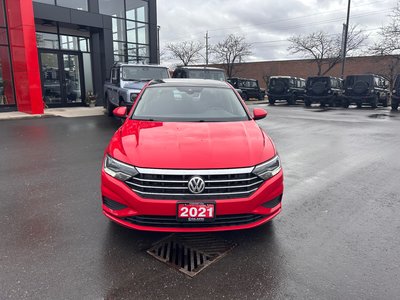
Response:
[101, 79, 283, 232]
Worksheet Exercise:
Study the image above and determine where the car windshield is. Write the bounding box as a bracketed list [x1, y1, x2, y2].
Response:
[132, 86, 249, 122]
[122, 66, 169, 81]
[187, 70, 226, 81]
[269, 78, 289, 86]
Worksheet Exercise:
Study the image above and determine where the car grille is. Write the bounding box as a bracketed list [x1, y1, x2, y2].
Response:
[124, 169, 263, 200]
[124, 214, 266, 228]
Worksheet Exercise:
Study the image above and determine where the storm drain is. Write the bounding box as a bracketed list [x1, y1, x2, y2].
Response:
[147, 233, 237, 277]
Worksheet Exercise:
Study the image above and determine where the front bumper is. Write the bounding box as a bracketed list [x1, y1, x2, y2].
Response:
[345, 95, 375, 103]
[101, 170, 284, 232]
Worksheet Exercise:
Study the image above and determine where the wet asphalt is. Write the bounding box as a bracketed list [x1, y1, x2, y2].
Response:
[1, 104, 400, 299]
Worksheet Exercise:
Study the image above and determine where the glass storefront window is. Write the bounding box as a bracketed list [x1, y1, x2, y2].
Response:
[112, 18, 126, 41]
[57, 0, 88, 11]
[60, 35, 79, 51]
[99, 0, 125, 18]
[36, 32, 59, 49]
[0, 0, 5, 27]
[137, 24, 148, 44]
[113, 41, 126, 57]
[126, 0, 148, 22]
[127, 21, 136, 43]
[0, 46, 16, 105]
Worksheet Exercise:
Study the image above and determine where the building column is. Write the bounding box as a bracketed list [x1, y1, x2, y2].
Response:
[5, 0, 43, 114]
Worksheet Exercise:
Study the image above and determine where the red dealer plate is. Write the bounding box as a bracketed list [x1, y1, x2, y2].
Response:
[177, 202, 215, 222]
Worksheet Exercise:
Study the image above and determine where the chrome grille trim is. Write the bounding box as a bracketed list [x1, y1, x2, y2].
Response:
[126, 167, 263, 200]
[127, 180, 263, 190]
[135, 166, 254, 175]
[131, 187, 259, 197]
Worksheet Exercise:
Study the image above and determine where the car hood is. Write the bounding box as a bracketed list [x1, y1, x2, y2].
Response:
[123, 81, 147, 90]
[108, 120, 276, 169]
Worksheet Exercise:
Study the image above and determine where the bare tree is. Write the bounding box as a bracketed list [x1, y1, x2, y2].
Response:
[370, 2, 400, 87]
[213, 34, 252, 77]
[288, 25, 367, 75]
[165, 41, 204, 66]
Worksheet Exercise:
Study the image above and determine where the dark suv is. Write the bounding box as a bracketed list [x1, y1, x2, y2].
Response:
[391, 74, 400, 110]
[304, 76, 344, 107]
[172, 66, 227, 81]
[228, 78, 265, 100]
[267, 76, 306, 105]
[343, 74, 389, 108]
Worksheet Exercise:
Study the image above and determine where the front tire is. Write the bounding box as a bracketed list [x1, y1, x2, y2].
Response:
[288, 94, 296, 105]
[106, 95, 115, 117]
[268, 97, 275, 105]
[371, 95, 378, 108]
[242, 93, 248, 101]
[304, 99, 311, 108]
[392, 100, 399, 111]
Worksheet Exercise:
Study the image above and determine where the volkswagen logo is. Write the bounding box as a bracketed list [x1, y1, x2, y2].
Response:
[188, 176, 205, 194]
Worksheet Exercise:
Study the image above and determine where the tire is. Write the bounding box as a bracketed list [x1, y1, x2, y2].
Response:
[356, 102, 362, 109]
[242, 93, 248, 101]
[382, 97, 388, 107]
[392, 100, 399, 111]
[342, 99, 350, 108]
[304, 99, 311, 108]
[268, 97, 275, 105]
[258, 93, 265, 101]
[371, 95, 378, 108]
[288, 94, 296, 105]
[106, 95, 114, 117]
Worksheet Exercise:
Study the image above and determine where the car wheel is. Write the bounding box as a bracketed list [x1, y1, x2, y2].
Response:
[392, 101, 399, 111]
[242, 93, 248, 101]
[106, 95, 114, 117]
[268, 97, 275, 105]
[258, 93, 265, 101]
[288, 94, 296, 105]
[371, 95, 378, 108]
[304, 99, 311, 108]
[382, 97, 388, 107]
[356, 102, 362, 109]
[342, 99, 350, 108]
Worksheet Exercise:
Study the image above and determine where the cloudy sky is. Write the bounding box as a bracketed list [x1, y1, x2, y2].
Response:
[157, 0, 396, 66]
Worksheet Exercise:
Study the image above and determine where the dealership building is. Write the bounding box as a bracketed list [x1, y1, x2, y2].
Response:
[0, 0, 158, 114]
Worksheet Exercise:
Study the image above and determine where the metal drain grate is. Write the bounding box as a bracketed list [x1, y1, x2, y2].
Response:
[147, 233, 237, 277]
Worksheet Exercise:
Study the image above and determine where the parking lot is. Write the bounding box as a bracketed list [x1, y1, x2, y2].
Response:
[1, 104, 400, 299]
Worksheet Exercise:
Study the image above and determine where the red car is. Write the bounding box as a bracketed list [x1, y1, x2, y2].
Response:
[101, 79, 283, 232]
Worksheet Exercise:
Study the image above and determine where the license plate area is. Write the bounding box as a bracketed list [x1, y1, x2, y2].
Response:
[177, 202, 215, 222]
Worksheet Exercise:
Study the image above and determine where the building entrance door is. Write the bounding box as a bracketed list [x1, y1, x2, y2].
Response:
[39, 50, 85, 107]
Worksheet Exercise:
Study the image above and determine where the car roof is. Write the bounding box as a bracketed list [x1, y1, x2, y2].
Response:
[148, 79, 230, 88]
[175, 66, 225, 71]
[115, 63, 168, 69]
[270, 76, 305, 80]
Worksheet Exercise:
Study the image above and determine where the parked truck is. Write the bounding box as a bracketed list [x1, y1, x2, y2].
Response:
[104, 63, 170, 116]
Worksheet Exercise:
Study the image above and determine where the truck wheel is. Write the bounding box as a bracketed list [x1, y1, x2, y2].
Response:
[304, 99, 311, 108]
[392, 101, 399, 111]
[382, 97, 388, 107]
[258, 93, 265, 101]
[288, 94, 296, 105]
[268, 97, 275, 105]
[371, 95, 378, 108]
[342, 99, 350, 108]
[356, 102, 362, 109]
[106, 96, 115, 117]
[241, 93, 248, 101]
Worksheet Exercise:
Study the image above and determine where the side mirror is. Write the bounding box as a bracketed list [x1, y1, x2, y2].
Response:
[253, 108, 267, 120]
[113, 106, 128, 118]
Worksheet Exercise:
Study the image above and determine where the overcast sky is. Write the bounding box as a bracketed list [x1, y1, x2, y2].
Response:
[157, 0, 396, 66]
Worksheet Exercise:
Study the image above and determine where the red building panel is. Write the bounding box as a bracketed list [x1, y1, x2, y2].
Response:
[5, 0, 43, 114]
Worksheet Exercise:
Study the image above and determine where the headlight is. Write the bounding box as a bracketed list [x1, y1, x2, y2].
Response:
[252, 155, 281, 180]
[327, 89, 332, 94]
[103, 155, 138, 181]
[130, 93, 138, 101]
